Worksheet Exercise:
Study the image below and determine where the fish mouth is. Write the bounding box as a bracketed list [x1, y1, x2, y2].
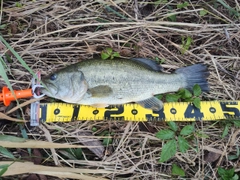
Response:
[39, 82, 58, 97]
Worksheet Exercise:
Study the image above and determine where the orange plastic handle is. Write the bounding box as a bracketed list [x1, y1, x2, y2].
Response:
[0, 86, 33, 106]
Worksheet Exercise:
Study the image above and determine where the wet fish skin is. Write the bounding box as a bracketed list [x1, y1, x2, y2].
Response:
[41, 58, 209, 110]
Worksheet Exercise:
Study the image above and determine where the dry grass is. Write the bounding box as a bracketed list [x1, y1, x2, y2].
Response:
[0, 0, 239, 179]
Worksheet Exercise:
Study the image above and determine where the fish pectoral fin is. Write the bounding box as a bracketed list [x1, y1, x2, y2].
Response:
[88, 85, 113, 97]
[137, 97, 163, 111]
[91, 103, 109, 108]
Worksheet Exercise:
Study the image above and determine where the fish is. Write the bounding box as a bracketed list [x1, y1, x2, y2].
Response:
[41, 58, 209, 111]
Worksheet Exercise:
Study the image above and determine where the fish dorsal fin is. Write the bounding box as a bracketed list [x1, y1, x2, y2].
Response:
[88, 85, 113, 97]
[130, 58, 163, 71]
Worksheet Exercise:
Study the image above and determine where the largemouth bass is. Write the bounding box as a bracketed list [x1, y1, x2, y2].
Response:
[41, 58, 209, 110]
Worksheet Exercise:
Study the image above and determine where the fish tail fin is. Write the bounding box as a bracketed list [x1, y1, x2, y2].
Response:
[175, 64, 210, 92]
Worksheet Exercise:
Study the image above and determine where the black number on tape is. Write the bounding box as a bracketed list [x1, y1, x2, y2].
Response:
[71, 105, 80, 121]
[146, 108, 165, 121]
[220, 102, 239, 118]
[104, 106, 124, 120]
[184, 104, 204, 120]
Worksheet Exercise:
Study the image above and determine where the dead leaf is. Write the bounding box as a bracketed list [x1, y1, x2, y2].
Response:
[204, 151, 221, 163]
[10, 21, 18, 34]
[33, 149, 43, 164]
[0, 138, 91, 149]
[120, 48, 132, 56]
[0, 161, 110, 179]
[75, 131, 105, 159]
[230, 129, 240, 146]
[25, 174, 39, 180]
[0, 113, 27, 122]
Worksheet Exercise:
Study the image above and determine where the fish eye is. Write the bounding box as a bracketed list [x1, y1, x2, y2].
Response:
[50, 74, 57, 81]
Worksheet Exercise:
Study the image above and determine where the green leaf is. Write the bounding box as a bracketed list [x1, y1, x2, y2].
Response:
[200, 9, 208, 16]
[177, 88, 185, 96]
[154, 0, 168, 5]
[0, 146, 15, 159]
[178, 89, 192, 99]
[221, 124, 230, 138]
[233, 120, 240, 127]
[92, 127, 97, 132]
[60, 148, 82, 160]
[178, 136, 189, 153]
[193, 84, 202, 96]
[185, 36, 193, 46]
[218, 167, 235, 180]
[166, 94, 181, 102]
[159, 139, 177, 162]
[216, 0, 240, 17]
[106, 47, 112, 55]
[180, 125, 195, 136]
[0, 36, 37, 78]
[156, 129, 175, 140]
[5, 54, 13, 63]
[177, 2, 189, 9]
[183, 89, 192, 99]
[72, 148, 83, 159]
[195, 131, 209, 138]
[59, 149, 78, 160]
[0, 164, 9, 176]
[228, 154, 239, 161]
[0, 57, 14, 98]
[0, 24, 7, 29]
[184, 89, 192, 98]
[167, 122, 178, 132]
[103, 134, 113, 146]
[15, 2, 23, 7]
[193, 97, 201, 109]
[172, 164, 185, 176]
[232, 174, 239, 180]
[184, 97, 194, 102]
[112, 52, 120, 58]
[0, 135, 26, 142]
[180, 36, 193, 54]
[168, 14, 176, 22]
[101, 52, 110, 60]
[155, 94, 163, 100]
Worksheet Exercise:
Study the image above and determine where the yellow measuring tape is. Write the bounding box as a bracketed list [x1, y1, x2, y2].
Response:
[37, 101, 240, 123]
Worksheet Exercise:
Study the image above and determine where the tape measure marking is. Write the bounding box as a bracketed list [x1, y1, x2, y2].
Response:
[38, 101, 240, 122]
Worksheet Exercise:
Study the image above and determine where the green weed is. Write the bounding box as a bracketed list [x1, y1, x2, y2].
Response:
[177, 2, 189, 9]
[172, 163, 185, 177]
[156, 122, 195, 162]
[0, 146, 16, 160]
[0, 36, 40, 104]
[218, 167, 239, 180]
[101, 47, 120, 60]
[0, 164, 9, 176]
[59, 148, 83, 160]
[228, 146, 239, 161]
[216, 0, 240, 17]
[221, 120, 240, 138]
[161, 84, 202, 109]
[15, 2, 23, 7]
[180, 36, 193, 54]
[199, 9, 208, 16]
[100, 130, 114, 146]
[0, 147, 15, 176]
